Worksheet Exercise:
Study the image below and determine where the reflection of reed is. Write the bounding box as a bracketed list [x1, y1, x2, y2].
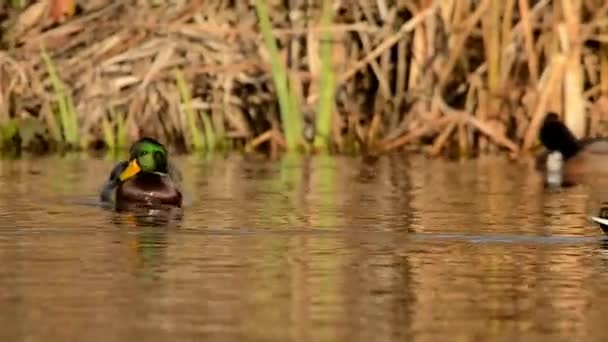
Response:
[403, 155, 603, 339]
[0, 155, 607, 340]
[406, 154, 599, 235]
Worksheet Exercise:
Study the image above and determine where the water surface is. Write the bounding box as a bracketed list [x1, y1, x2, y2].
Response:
[0, 153, 607, 341]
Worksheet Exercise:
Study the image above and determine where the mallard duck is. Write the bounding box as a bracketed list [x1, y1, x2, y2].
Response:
[100, 137, 183, 208]
[536, 112, 608, 186]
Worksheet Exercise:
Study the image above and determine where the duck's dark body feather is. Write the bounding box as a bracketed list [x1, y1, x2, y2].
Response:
[537, 112, 608, 185]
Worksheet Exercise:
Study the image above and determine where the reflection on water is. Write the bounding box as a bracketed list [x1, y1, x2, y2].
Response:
[0, 153, 608, 341]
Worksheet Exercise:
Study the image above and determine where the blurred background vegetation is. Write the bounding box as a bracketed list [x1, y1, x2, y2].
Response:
[0, 0, 607, 158]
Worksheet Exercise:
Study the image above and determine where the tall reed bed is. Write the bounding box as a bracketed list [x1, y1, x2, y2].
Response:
[0, 0, 606, 158]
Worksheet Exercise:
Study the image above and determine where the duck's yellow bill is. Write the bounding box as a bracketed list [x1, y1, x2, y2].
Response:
[119, 159, 141, 181]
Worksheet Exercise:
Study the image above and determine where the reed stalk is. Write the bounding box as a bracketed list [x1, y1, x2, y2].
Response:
[174, 68, 205, 151]
[601, 45, 608, 96]
[101, 107, 127, 150]
[560, 0, 585, 139]
[254, 0, 302, 151]
[313, 0, 336, 150]
[0, 1, 606, 157]
[201, 112, 216, 151]
[483, 0, 501, 94]
[101, 115, 114, 150]
[41, 48, 80, 147]
[8, 0, 26, 8]
[522, 55, 566, 150]
[517, 0, 539, 86]
[115, 108, 127, 149]
[480, 0, 502, 151]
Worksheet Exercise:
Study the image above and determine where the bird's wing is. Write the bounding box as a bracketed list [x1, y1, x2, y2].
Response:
[99, 161, 128, 203]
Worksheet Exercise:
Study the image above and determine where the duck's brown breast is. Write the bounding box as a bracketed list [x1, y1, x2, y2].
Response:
[116, 173, 182, 207]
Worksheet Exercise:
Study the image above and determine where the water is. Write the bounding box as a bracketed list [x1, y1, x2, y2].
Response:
[0, 153, 608, 341]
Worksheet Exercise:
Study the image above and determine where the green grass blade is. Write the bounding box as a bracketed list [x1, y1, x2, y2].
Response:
[101, 114, 115, 150]
[8, 0, 26, 8]
[115, 109, 128, 148]
[254, 0, 302, 151]
[41, 48, 80, 146]
[66, 94, 80, 146]
[201, 112, 216, 151]
[42, 100, 62, 142]
[314, 0, 336, 150]
[174, 68, 205, 151]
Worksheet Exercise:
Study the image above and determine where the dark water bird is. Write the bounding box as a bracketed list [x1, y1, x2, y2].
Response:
[100, 137, 183, 210]
[536, 112, 608, 186]
[591, 204, 608, 234]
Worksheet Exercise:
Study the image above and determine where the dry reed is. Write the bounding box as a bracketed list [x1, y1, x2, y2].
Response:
[0, 0, 607, 158]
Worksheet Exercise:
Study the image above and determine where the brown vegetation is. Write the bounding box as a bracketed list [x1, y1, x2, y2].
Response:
[0, 0, 608, 157]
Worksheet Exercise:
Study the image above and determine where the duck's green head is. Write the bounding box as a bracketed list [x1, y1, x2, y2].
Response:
[119, 137, 169, 182]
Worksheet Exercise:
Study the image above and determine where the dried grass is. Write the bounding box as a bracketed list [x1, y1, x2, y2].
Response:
[0, 0, 607, 158]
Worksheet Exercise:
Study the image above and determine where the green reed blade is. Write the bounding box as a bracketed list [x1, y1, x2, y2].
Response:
[8, 0, 26, 8]
[201, 111, 216, 151]
[115, 109, 128, 149]
[101, 114, 115, 150]
[314, 0, 336, 150]
[41, 48, 79, 146]
[66, 94, 80, 147]
[254, 0, 302, 151]
[174, 68, 205, 151]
